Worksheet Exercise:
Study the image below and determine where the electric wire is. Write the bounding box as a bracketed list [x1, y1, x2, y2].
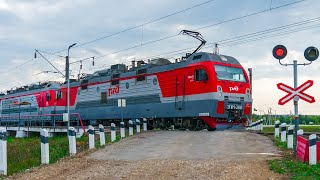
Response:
[68, 0, 306, 65]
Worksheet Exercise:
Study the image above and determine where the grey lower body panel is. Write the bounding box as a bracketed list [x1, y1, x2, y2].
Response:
[57, 99, 251, 121]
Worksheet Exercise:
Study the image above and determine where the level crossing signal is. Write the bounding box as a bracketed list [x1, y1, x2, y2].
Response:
[272, 45, 287, 60]
[304, 46, 319, 61]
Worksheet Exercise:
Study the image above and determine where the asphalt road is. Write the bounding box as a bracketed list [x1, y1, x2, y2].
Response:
[11, 130, 285, 180]
[90, 130, 280, 161]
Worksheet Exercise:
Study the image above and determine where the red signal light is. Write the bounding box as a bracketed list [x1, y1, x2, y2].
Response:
[273, 45, 287, 60]
[276, 48, 284, 57]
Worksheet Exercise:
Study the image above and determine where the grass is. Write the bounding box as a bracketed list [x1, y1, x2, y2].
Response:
[267, 136, 320, 179]
[262, 125, 320, 133]
[2, 130, 131, 176]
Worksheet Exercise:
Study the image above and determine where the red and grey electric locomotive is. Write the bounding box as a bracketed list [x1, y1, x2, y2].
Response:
[0, 30, 252, 130]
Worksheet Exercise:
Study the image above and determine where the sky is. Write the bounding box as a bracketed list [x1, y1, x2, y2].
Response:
[0, 0, 320, 115]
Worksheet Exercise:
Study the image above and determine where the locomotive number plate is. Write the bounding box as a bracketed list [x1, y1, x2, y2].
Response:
[226, 104, 242, 110]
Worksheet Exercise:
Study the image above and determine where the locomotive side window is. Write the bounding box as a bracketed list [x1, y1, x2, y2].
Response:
[101, 92, 107, 103]
[111, 79, 119, 85]
[56, 91, 62, 99]
[136, 68, 147, 82]
[81, 79, 89, 90]
[195, 69, 208, 82]
[137, 75, 146, 81]
[46, 93, 51, 101]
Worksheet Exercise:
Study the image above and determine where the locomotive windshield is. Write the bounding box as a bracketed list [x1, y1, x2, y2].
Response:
[214, 65, 246, 82]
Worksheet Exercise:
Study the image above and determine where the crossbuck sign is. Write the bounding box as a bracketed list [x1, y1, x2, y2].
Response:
[277, 80, 315, 105]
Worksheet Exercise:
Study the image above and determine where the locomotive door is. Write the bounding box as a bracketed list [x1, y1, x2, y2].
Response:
[175, 74, 185, 110]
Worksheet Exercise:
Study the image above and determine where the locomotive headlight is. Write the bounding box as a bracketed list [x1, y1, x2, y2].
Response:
[217, 86, 223, 97]
[246, 88, 251, 98]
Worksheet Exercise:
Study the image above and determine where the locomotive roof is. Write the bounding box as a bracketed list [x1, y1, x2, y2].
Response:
[188, 52, 241, 65]
[66, 51, 243, 87]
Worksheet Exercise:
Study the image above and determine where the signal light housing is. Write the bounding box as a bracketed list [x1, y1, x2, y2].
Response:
[273, 45, 287, 60]
[304, 46, 319, 62]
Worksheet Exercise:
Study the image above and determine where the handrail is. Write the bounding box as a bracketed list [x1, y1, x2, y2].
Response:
[0, 113, 86, 135]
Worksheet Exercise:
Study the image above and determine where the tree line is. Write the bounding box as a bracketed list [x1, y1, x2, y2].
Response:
[252, 113, 320, 125]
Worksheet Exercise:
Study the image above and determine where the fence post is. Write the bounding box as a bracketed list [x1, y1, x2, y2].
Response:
[274, 120, 280, 138]
[287, 126, 294, 149]
[143, 118, 147, 131]
[136, 119, 140, 133]
[129, 120, 133, 136]
[255, 121, 258, 130]
[99, 124, 105, 146]
[297, 129, 304, 136]
[120, 122, 125, 138]
[89, 125, 95, 149]
[249, 122, 255, 130]
[280, 123, 287, 142]
[255, 120, 258, 131]
[0, 127, 7, 175]
[260, 119, 263, 131]
[256, 120, 260, 131]
[68, 127, 76, 155]
[309, 134, 317, 165]
[40, 129, 49, 164]
[111, 123, 116, 142]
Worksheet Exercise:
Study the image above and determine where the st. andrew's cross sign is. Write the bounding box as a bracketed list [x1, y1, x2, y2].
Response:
[277, 80, 315, 105]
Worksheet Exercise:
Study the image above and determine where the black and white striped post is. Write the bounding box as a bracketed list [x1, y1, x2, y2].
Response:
[143, 118, 147, 131]
[120, 122, 125, 138]
[287, 126, 294, 149]
[68, 127, 77, 155]
[129, 120, 133, 136]
[309, 134, 317, 165]
[254, 120, 260, 131]
[111, 123, 116, 142]
[88, 125, 95, 149]
[297, 129, 304, 136]
[280, 123, 287, 142]
[259, 119, 263, 131]
[136, 119, 140, 133]
[40, 129, 49, 164]
[274, 120, 280, 138]
[0, 127, 7, 175]
[99, 124, 105, 146]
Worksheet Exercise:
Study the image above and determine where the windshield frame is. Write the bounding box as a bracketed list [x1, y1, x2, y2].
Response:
[214, 65, 247, 83]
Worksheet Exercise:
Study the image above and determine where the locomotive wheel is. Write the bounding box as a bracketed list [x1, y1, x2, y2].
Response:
[181, 119, 190, 130]
[159, 119, 165, 130]
[188, 120, 197, 131]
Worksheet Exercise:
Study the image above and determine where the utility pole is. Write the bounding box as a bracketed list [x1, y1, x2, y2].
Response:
[66, 43, 77, 128]
[248, 68, 252, 125]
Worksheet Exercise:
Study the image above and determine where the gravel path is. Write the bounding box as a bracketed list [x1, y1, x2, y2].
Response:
[9, 130, 286, 180]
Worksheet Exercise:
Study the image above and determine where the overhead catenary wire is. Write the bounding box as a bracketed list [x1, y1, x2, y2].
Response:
[52, 0, 218, 54]
[221, 23, 320, 47]
[88, 20, 318, 73]
[88, 16, 320, 70]
[218, 17, 320, 45]
[68, 0, 306, 66]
